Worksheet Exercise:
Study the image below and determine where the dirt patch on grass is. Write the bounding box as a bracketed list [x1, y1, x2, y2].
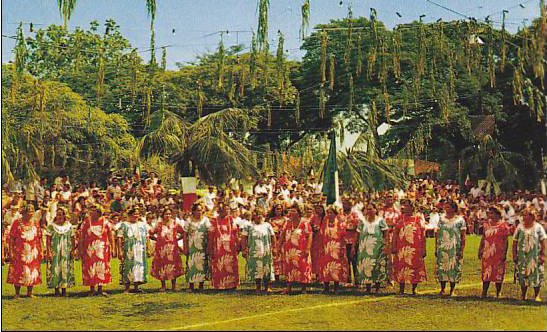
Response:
[102, 301, 198, 317]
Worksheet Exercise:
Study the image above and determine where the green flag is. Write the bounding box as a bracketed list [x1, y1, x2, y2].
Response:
[322, 131, 339, 205]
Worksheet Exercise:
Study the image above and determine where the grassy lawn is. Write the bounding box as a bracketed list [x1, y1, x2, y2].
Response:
[2, 235, 546, 330]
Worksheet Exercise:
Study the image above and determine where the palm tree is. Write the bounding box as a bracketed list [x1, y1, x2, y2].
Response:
[137, 108, 259, 186]
[336, 130, 407, 191]
[460, 134, 535, 192]
[57, 0, 78, 28]
[146, 0, 157, 66]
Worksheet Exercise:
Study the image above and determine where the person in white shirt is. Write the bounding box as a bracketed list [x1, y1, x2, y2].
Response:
[204, 186, 217, 211]
[254, 180, 268, 196]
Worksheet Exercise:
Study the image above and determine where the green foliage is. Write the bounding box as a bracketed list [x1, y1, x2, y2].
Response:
[1, 67, 136, 184]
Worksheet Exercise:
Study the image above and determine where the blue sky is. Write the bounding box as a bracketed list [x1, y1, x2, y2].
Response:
[1, 0, 543, 69]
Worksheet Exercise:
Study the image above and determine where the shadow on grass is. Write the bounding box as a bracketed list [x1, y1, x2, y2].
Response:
[412, 293, 547, 306]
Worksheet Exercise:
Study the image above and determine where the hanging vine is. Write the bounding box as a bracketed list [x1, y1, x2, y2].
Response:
[197, 80, 204, 118]
[161, 46, 167, 71]
[356, 34, 363, 76]
[392, 29, 401, 79]
[329, 54, 335, 90]
[487, 24, 496, 88]
[319, 84, 326, 119]
[131, 48, 138, 106]
[96, 43, 105, 107]
[367, 8, 378, 79]
[276, 31, 285, 104]
[249, 32, 258, 89]
[344, 5, 353, 67]
[320, 30, 328, 84]
[348, 74, 354, 112]
[217, 39, 225, 90]
[300, 0, 310, 40]
[295, 91, 301, 124]
[257, 0, 270, 51]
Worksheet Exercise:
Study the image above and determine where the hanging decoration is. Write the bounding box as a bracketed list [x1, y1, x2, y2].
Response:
[367, 8, 378, 79]
[131, 48, 138, 106]
[402, 84, 409, 116]
[300, 0, 310, 40]
[295, 91, 301, 124]
[383, 91, 390, 123]
[229, 65, 237, 102]
[487, 24, 496, 88]
[161, 46, 167, 71]
[238, 65, 246, 98]
[348, 74, 354, 112]
[344, 5, 353, 67]
[217, 39, 225, 89]
[276, 31, 285, 104]
[448, 50, 456, 99]
[392, 29, 401, 79]
[145, 86, 152, 127]
[250, 32, 258, 89]
[319, 84, 326, 119]
[257, 0, 270, 51]
[267, 103, 272, 127]
[96, 44, 105, 107]
[261, 41, 270, 88]
[320, 30, 328, 84]
[379, 36, 388, 91]
[329, 54, 335, 90]
[356, 34, 363, 76]
[370, 100, 378, 130]
[197, 80, 204, 118]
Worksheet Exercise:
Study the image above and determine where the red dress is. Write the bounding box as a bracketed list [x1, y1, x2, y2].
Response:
[209, 216, 239, 289]
[282, 218, 313, 283]
[150, 220, 184, 281]
[310, 214, 323, 276]
[318, 216, 348, 283]
[392, 216, 427, 284]
[7, 219, 42, 286]
[80, 216, 113, 286]
[481, 222, 511, 282]
[269, 216, 286, 276]
[382, 207, 401, 281]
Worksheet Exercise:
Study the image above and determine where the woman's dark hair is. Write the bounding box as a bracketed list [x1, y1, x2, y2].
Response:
[191, 202, 202, 212]
[445, 201, 459, 213]
[267, 203, 285, 219]
[128, 208, 137, 216]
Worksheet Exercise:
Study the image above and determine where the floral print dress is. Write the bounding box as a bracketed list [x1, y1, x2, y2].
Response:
[209, 216, 240, 289]
[80, 216, 112, 286]
[116, 221, 150, 284]
[281, 218, 312, 283]
[242, 222, 275, 281]
[184, 217, 212, 283]
[46, 223, 75, 289]
[514, 223, 546, 287]
[317, 216, 348, 283]
[481, 222, 511, 282]
[269, 216, 286, 276]
[435, 215, 467, 283]
[392, 216, 427, 284]
[7, 218, 42, 287]
[150, 220, 184, 281]
[356, 216, 389, 285]
[310, 214, 323, 277]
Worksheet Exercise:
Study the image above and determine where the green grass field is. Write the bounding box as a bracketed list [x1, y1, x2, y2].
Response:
[2, 236, 546, 330]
